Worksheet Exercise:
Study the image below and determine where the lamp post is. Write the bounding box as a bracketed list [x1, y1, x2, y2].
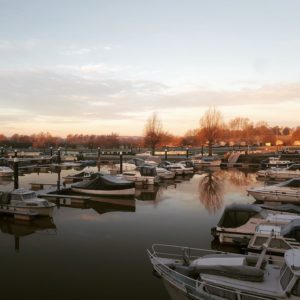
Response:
[13, 157, 19, 189]
[50, 146, 53, 157]
[164, 148, 168, 161]
[14, 149, 18, 158]
[120, 151, 123, 174]
[186, 147, 189, 159]
[57, 147, 61, 164]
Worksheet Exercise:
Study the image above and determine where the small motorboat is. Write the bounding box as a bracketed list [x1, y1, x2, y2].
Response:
[71, 174, 135, 197]
[260, 157, 294, 169]
[247, 178, 300, 203]
[0, 166, 13, 177]
[121, 166, 159, 185]
[0, 189, 56, 217]
[148, 243, 300, 300]
[246, 226, 300, 264]
[268, 164, 300, 180]
[212, 203, 300, 245]
[113, 158, 145, 172]
[191, 155, 221, 167]
[156, 167, 175, 180]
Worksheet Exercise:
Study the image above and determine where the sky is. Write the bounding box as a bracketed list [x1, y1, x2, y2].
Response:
[0, 0, 300, 136]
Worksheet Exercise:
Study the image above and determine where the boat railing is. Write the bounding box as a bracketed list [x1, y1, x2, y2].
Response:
[152, 244, 231, 261]
[148, 249, 273, 300]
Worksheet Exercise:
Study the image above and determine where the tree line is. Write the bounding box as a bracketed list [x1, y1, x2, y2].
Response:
[0, 108, 299, 151]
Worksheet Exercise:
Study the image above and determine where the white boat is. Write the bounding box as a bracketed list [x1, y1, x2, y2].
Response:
[0, 189, 56, 217]
[268, 164, 300, 180]
[212, 204, 300, 244]
[71, 174, 135, 197]
[113, 158, 145, 172]
[121, 166, 159, 185]
[0, 166, 13, 177]
[248, 178, 300, 203]
[191, 155, 221, 167]
[148, 243, 300, 300]
[261, 157, 293, 169]
[246, 229, 300, 264]
[156, 167, 176, 180]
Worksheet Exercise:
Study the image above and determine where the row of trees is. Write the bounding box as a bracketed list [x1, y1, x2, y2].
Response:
[0, 132, 142, 149]
[143, 109, 300, 155]
[0, 108, 299, 151]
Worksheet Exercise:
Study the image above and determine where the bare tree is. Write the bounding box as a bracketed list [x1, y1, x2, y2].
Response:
[144, 113, 163, 155]
[200, 107, 223, 156]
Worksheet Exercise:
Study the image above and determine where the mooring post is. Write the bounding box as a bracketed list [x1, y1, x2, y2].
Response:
[186, 147, 189, 159]
[14, 149, 18, 158]
[50, 146, 53, 157]
[13, 157, 19, 189]
[201, 145, 204, 156]
[57, 168, 61, 191]
[0, 147, 3, 157]
[164, 148, 168, 161]
[57, 147, 61, 164]
[97, 147, 101, 171]
[120, 151, 123, 174]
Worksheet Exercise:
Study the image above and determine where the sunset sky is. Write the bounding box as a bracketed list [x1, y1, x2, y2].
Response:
[0, 0, 299, 136]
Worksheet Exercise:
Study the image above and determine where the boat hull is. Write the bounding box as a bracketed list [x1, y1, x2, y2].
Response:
[248, 190, 300, 203]
[8, 204, 55, 217]
[71, 187, 135, 196]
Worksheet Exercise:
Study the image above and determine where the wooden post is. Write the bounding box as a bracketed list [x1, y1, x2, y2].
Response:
[50, 146, 53, 157]
[57, 168, 61, 191]
[201, 145, 204, 156]
[186, 147, 189, 159]
[120, 151, 123, 174]
[97, 147, 101, 172]
[165, 148, 168, 161]
[13, 157, 19, 189]
[57, 148, 61, 164]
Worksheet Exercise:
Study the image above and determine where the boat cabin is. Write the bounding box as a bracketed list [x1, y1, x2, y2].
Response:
[139, 166, 157, 177]
[10, 189, 51, 207]
[281, 179, 300, 188]
[287, 164, 300, 171]
[280, 250, 300, 297]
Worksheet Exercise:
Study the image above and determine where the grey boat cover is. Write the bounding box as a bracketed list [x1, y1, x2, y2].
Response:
[188, 254, 265, 282]
[72, 175, 134, 190]
[217, 204, 267, 228]
[260, 204, 300, 214]
[127, 158, 145, 166]
[281, 219, 300, 241]
[138, 166, 157, 177]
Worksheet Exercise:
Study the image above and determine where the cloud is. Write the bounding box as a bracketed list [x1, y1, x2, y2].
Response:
[0, 65, 298, 135]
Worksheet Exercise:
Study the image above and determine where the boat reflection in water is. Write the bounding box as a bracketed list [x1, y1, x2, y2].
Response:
[198, 171, 224, 214]
[87, 200, 135, 214]
[0, 217, 56, 252]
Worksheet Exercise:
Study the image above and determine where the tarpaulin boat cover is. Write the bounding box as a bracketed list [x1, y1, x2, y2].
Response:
[190, 254, 265, 282]
[281, 219, 300, 242]
[72, 175, 134, 190]
[218, 204, 267, 228]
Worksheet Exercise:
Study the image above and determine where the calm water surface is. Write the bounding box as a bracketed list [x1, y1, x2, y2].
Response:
[0, 167, 263, 300]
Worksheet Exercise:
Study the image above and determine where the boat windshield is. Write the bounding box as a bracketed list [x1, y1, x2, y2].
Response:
[22, 192, 36, 199]
[280, 264, 294, 291]
[285, 179, 300, 188]
[288, 165, 300, 171]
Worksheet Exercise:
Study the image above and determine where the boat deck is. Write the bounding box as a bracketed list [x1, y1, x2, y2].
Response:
[202, 264, 284, 298]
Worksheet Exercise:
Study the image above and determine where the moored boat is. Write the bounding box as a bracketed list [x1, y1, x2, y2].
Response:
[0, 166, 14, 177]
[268, 164, 300, 180]
[247, 178, 300, 203]
[71, 174, 135, 197]
[0, 189, 56, 217]
[148, 243, 300, 300]
[212, 203, 300, 245]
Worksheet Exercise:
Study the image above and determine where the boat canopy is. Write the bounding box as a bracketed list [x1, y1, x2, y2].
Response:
[281, 219, 300, 242]
[72, 175, 135, 190]
[127, 158, 145, 166]
[283, 178, 300, 188]
[139, 166, 157, 177]
[0, 192, 11, 204]
[218, 204, 267, 228]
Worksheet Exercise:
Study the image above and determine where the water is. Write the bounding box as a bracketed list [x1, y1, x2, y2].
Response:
[0, 167, 263, 300]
